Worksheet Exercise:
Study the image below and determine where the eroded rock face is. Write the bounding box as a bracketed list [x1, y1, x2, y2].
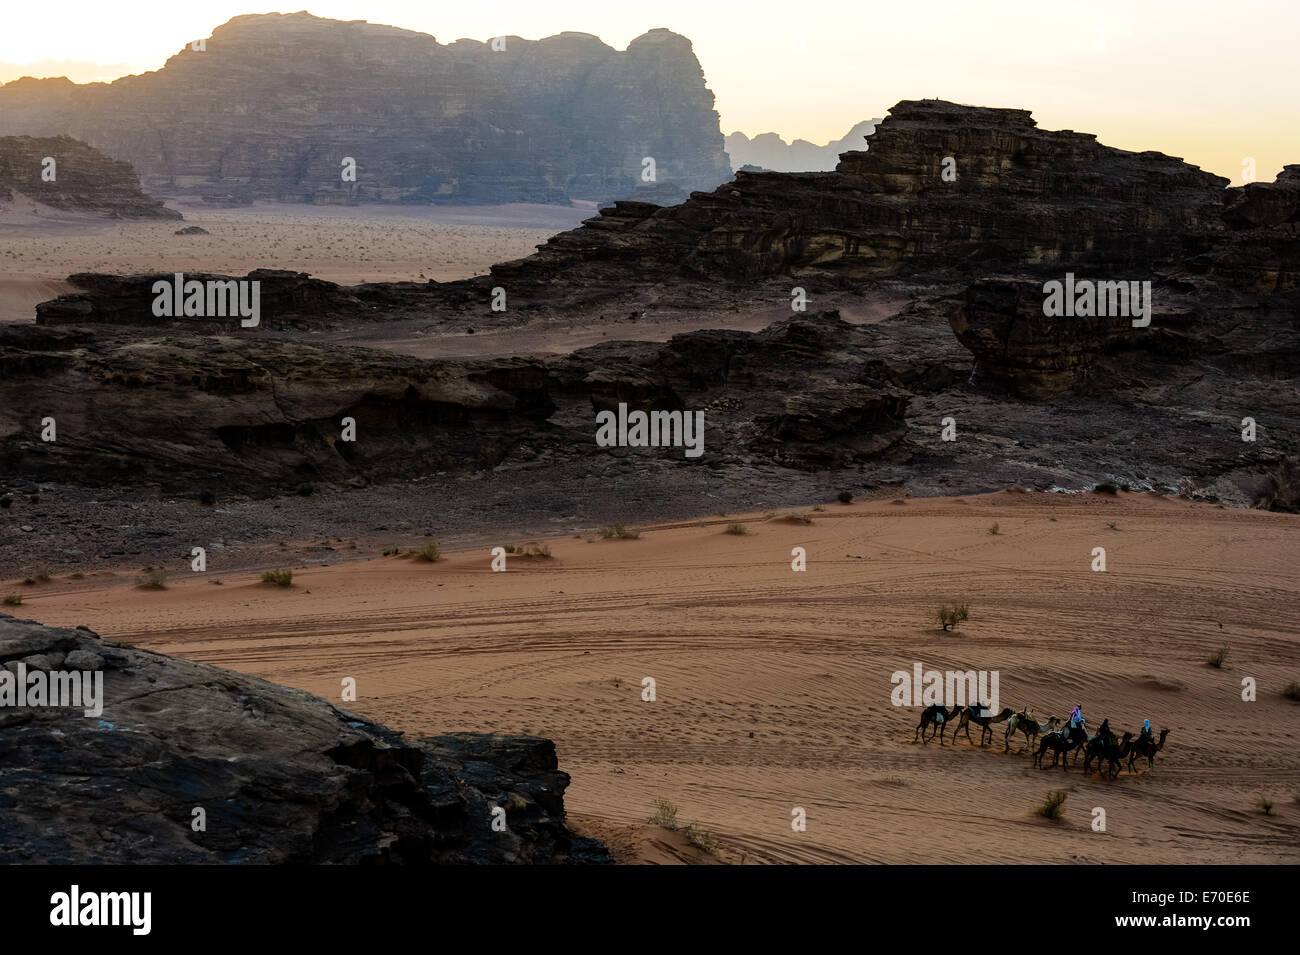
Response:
[548, 313, 914, 468]
[950, 278, 1139, 398]
[0, 135, 180, 219]
[0, 313, 918, 488]
[0, 614, 606, 863]
[0, 327, 555, 491]
[486, 99, 1230, 303]
[0, 13, 732, 206]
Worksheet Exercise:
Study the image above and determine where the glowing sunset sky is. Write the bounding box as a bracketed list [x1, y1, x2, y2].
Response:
[1, 0, 1294, 183]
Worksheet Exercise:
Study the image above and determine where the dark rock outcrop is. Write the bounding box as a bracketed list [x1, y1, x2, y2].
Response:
[0, 13, 732, 206]
[0, 614, 605, 863]
[549, 313, 912, 468]
[0, 326, 555, 492]
[950, 278, 1142, 397]
[486, 99, 1230, 305]
[36, 270, 374, 329]
[0, 135, 179, 219]
[0, 313, 921, 489]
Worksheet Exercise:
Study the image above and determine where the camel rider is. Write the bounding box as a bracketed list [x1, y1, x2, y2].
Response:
[1097, 718, 1112, 743]
[1139, 718, 1153, 744]
[1068, 704, 1085, 734]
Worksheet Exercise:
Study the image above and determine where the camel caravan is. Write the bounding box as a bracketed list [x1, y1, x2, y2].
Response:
[912, 703, 1170, 779]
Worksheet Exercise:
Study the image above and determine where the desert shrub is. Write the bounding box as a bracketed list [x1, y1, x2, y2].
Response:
[1257, 795, 1274, 816]
[684, 824, 720, 854]
[649, 797, 679, 830]
[1039, 790, 1068, 820]
[507, 543, 552, 558]
[987, 522, 1000, 536]
[0, 495, 11, 508]
[1176, 477, 1197, 499]
[2, 593, 21, 606]
[296, 483, 315, 497]
[725, 523, 747, 536]
[414, 540, 440, 562]
[787, 512, 813, 524]
[837, 491, 854, 504]
[1092, 482, 1120, 495]
[32, 566, 52, 582]
[598, 523, 639, 540]
[935, 602, 970, 631]
[261, 568, 293, 587]
[198, 490, 216, 506]
[135, 566, 167, 589]
[1208, 645, 1229, 668]
[1282, 681, 1300, 702]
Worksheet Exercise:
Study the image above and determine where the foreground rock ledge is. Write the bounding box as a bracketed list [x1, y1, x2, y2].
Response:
[0, 615, 607, 864]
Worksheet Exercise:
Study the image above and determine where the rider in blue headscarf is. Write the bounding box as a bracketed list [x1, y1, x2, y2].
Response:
[1068, 704, 1085, 732]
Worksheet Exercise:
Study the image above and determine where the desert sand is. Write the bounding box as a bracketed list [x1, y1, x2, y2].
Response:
[0, 198, 593, 322]
[12, 489, 1300, 864]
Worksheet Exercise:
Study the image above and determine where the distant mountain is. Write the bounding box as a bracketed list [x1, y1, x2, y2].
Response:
[0, 13, 733, 206]
[725, 120, 881, 172]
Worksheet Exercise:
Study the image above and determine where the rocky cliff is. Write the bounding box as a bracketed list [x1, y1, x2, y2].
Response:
[0, 13, 732, 206]
[0, 614, 605, 863]
[0, 135, 180, 218]
[486, 99, 1231, 303]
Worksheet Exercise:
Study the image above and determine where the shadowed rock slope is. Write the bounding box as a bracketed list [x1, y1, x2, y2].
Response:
[0, 614, 606, 863]
[0, 135, 180, 218]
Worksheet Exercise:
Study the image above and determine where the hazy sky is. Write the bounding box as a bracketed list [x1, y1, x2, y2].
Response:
[2, 1, 1294, 183]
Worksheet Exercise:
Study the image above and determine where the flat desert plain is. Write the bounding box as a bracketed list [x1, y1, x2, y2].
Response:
[0, 198, 592, 322]
[12, 490, 1300, 863]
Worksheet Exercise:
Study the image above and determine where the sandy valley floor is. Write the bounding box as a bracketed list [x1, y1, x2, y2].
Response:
[12, 490, 1300, 864]
[0, 197, 592, 322]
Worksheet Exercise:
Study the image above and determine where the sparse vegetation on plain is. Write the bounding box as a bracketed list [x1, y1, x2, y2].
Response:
[135, 565, 167, 589]
[598, 523, 639, 540]
[935, 602, 970, 631]
[650, 797, 679, 830]
[1039, 790, 1068, 820]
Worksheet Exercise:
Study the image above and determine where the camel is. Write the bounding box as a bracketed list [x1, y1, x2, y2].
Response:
[1083, 730, 1126, 776]
[1034, 724, 1088, 769]
[1079, 725, 1121, 772]
[1127, 729, 1171, 773]
[913, 703, 962, 745]
[1072, 724, 1116, 764]
[953, 705, 1015, 746]
[1004, 710, 1060, 753]
[1088, 732, 1136, 779]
